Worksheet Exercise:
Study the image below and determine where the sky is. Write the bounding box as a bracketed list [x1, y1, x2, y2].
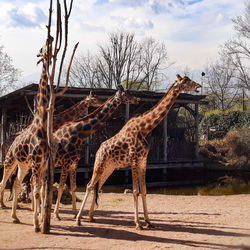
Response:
[0, 0, 247, 86]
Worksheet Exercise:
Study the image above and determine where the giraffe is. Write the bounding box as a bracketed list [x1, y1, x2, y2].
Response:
[4, 91, 101, 204]
[53, 91, 102, 131]
[0, 37, 53, 232]
[75, 75, 201, 230]
[52, 86, 140, 220]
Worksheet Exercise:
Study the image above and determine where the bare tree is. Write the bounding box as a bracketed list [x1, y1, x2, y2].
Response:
[97, 32, 137, 88]
[221, 1, 250, 92]
[70, 32, 172, 91]
[0, 46, 21, 96]
[42, 0, 78, 234]
[140, 37, 171, 91]
[204, 58, 239, 110]
[69, 51, 102, 88]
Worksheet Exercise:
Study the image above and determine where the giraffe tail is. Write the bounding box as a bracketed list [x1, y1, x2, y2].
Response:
[94, 181, 99, 207]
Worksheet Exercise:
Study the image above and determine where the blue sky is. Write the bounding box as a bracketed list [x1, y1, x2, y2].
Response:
[0, 0, 246, 85]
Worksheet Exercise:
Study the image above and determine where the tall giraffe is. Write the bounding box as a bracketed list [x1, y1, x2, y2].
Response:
[76, 75, 201, 229]
[0, 37, 53, 232]
[52, 86, 140, 219]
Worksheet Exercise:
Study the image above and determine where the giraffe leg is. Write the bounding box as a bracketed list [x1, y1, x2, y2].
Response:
[54, 167, 69, 220]
[0, 159, 17, 209]
[30, 175, 34, 211]
[69, 163, 77, 218]
[32, 171, 41, 232]
[76, 167, 103, 226]
[88, 167, 114, 222]
[138, 158, 154, 229]
[11, 165, 30, 223]
[131, 166, 142, 230]
[39, 177, 45, 221]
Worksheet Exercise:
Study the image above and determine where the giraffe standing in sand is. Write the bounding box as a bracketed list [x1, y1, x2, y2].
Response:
[52, 86, 140, 220]
[76, 75, 201, 230]
[0, 37, 53, 232]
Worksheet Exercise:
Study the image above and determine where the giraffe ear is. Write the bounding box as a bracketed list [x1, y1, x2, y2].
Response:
[89, 90, 93, 96]
[176, 74, 182, 81]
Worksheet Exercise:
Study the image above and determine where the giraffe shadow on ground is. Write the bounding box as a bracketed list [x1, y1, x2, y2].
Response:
[52, 208, 250, 238]
[57, 208, 250, 232]
[51, 221, 250, 249]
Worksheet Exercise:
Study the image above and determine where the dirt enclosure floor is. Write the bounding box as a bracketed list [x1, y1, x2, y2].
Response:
[0, 190, 250, 250]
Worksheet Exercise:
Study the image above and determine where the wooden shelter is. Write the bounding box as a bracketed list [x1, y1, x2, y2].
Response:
[0, 84, 207, 187]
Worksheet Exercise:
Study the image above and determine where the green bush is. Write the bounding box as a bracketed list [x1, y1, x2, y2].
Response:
[200, 110, 250, 139]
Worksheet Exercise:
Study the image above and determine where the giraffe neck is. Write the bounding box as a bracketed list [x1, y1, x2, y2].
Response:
[131, 84, 182, 136]
[35, 63, 49, 125]
[53, 98, 90, 131]
[57, 94, 122, 141]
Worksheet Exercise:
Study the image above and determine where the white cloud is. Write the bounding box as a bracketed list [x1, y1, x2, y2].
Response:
[0, 0, 247, 84]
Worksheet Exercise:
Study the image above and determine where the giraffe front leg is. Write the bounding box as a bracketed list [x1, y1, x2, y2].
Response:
[69, 165, 77, 218]
[131, 166, 142, 230]
[32, 173, 41, 232]
[139, 159, 154, 229]
[54, 167, 69, 220]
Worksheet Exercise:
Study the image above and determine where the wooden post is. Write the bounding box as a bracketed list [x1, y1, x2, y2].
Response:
[125, 103, 130, 122]
[84, 109, 90, 165]
[125, 104, 130, 181]
[0, 107, 7, 163]
[163, 115, 168, 162]
[194, 103, 199, 159]
[162, 116, 168, 181]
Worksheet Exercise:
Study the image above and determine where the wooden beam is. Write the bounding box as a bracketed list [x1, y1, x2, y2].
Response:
[0, 107, 7, 163]
[194, 103, 199, 159]
[83, 109, 90, 165]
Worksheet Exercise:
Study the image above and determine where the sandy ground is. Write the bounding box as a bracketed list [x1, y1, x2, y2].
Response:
[0, 190, 250, 250]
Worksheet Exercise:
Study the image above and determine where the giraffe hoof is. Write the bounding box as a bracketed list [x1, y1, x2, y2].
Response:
[89, 217, 95, 223]
[34, 227, 41, 233]
[0, 204, 7, 209]
[136, 225, 143, 230]
[145, 223, 155, 229]
[76, 219, 81, 226]
[55, 215, 61, 221]
[12, 218, 20, 224]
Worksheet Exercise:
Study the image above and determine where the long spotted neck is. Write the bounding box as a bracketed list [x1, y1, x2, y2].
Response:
[35, 64, 49, 123]
[53, 98, 90, 131]
[61, 93, 122, 138]
[131, 83, 182, 137]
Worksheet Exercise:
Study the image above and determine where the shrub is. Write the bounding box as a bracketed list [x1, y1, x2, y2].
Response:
[224, 127, 250, 157]
[200, 110, 250, 139]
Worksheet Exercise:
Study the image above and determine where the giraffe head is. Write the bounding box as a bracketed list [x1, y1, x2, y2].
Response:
[117, 85, 140, 104]
[37, 35, 54, 65]
[84, 91, 102, 107]
[176, 74, 201, 93]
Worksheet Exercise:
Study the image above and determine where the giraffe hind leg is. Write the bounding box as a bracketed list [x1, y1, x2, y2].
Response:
[88, 166, 115, 222]
[76, 160, 106, 226]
